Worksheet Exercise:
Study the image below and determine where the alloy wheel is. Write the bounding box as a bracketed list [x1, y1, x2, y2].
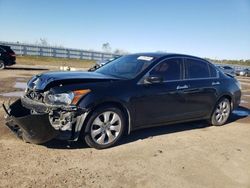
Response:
[90, 111, 122, 145]
[0, 61, 5, 70]
[214, 99, 230, 124]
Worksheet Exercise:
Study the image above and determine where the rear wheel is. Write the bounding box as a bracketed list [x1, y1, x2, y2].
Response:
[84, 106, 125, 149]
[210, 98, 231, 126]
[0, 60, 5, 70]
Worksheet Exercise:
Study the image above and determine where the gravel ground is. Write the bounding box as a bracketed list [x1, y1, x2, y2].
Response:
[0, 66, 249, 188]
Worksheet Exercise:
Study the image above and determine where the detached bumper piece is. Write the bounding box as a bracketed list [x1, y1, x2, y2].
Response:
[3, 99, 58, 144]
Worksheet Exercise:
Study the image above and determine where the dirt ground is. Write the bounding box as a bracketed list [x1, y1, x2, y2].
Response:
[0, 65, 250, 188]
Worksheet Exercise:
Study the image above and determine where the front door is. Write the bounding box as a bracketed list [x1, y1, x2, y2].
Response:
[133, 58, 190, 127]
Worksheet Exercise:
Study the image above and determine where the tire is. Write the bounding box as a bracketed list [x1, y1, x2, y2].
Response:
[210, 98, 231, 126]
[84, 106, 125, 149]
[0, 60, 5, 70]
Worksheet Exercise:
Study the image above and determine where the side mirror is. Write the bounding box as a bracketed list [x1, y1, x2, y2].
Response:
[145, 75, 163, 84]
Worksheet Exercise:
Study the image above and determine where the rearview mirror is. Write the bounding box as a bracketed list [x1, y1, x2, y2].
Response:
[145, 75, 163, 84]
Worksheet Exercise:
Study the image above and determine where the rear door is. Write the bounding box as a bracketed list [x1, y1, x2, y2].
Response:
[182, 58, 219, 119]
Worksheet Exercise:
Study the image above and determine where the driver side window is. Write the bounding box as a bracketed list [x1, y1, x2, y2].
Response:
[149, 58, 182, 81]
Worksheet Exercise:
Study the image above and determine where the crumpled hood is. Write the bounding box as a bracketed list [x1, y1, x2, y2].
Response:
[27, 71, 119, 90]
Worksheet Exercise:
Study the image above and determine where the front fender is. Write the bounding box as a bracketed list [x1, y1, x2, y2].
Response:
[76, 96, 134, 136]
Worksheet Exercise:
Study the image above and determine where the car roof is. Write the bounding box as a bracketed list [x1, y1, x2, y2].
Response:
[0, 45, 10, 50]
[131, 52, 207, 61]
[0, 45, 14, 53]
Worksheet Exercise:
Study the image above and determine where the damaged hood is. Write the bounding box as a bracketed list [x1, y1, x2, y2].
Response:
[27, 71, 120, 90]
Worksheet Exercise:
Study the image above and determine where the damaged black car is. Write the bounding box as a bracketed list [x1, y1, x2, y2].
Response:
[3, 53, 241, 149]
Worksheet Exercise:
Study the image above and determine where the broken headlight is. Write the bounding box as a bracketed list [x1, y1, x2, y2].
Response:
[44, 89, 91, 106]
[45, 92, 74, 105]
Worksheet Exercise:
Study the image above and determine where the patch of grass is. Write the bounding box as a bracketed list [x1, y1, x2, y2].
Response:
[16, 55, 96, 68]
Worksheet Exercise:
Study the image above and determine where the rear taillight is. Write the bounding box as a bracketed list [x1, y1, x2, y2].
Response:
[9, 53, 16, 57]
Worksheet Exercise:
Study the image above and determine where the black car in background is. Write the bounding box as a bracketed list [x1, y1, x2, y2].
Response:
[0, 45, 16, 69]
[4, 53, 241, 149]
[216, 65, 236, 76]
[88, 55, 121, 71]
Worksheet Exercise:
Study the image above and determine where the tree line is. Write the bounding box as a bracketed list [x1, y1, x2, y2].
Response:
[206, 58, 250, 66]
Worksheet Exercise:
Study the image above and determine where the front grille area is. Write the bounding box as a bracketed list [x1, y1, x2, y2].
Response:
[26, 90, 44, 102]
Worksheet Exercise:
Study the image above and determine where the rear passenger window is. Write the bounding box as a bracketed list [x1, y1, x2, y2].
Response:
[185, 58, 210, 79]
[208, 64, 218, 77]
[150, 58, 182, 81]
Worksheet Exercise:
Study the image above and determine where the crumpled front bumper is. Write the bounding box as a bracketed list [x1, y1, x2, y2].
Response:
[3, 99, 59, 144]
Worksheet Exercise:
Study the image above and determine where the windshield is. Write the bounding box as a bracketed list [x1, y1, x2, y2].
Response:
[95, 54, 156, 79]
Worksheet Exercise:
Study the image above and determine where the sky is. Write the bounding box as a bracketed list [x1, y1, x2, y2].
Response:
[0, 0, 249, 60]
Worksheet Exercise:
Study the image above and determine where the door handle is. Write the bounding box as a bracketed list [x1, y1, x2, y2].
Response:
[212, 81, 220, 86]
[176, 85, 189, 90]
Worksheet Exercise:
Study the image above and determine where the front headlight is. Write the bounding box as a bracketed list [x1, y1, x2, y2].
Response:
[45, 92, 74, 105]
[45, 89, 91, 105]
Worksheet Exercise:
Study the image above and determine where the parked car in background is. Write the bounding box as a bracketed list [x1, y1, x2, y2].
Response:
[88, 55, 121, 71]
[4, 53, 241, 149]
[0, 45, 16, 69]
[217, 65, 236, 76]
[236, 68, 250, 77]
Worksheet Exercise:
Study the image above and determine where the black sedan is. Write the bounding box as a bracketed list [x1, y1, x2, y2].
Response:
[4, 53, 241, 149]
[216, 65, 236, 76]
[0, 45, 16, 70]
[88, 55, 121, 71]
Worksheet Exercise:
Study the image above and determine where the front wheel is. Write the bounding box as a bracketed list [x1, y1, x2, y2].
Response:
[0, 60, 5, 70]
[210, 98, 231, 126]
[84, 106, 125, 149]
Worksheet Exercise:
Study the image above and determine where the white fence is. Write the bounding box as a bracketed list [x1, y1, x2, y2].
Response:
[1, 41, 249, 69]
[0, 41, 117, 61]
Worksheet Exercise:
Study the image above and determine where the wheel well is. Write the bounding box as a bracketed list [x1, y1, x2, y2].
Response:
[217, 94, 233, 111]
[83, 102, 130, 135]
[209, 94, 233, 118]
[220, 95, 232, 103]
